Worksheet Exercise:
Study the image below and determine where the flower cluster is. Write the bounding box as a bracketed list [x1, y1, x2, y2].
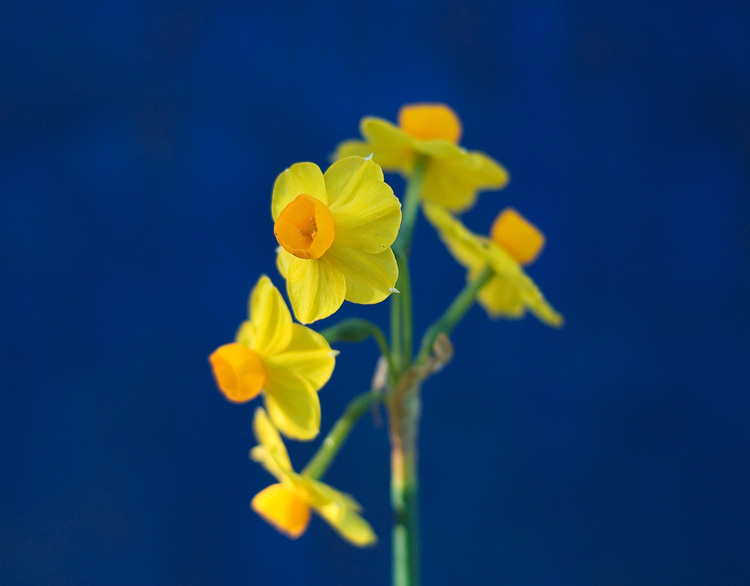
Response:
[209, 103, 562, 547]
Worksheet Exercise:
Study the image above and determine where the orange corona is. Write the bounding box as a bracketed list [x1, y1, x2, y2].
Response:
[274, 194, 335, 259]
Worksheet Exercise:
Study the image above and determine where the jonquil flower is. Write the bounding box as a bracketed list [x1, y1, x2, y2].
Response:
[209, 276, 336, 440]
[273, 156, 402, 324]
[335, 103, 509, 213]
[250, 407, 377, 547]
[423, 203, 563, 327]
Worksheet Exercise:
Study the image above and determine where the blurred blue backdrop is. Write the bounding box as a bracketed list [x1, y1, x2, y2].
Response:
[2, 0, 749, 584]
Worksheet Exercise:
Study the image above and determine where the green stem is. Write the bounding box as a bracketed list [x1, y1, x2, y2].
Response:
[302, 391, 380, 481]
[390, 155, 428, 380]
[388, 154, 429, 586]
[389, 383, 421, 586]
[393, 155, 429, 258]
[390, 284, 403, 382]
[396, 251, 413, 374]
[416, 264, 494, 365]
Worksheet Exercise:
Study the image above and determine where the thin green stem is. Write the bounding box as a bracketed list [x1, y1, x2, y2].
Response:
[390, 154, 428, 381]
[393, 155, 429, 258]
[390, 287, 403, 383]
[416, 264, 494, 365]
[396, 252, 413, 373]
[302, 390, 380, 481]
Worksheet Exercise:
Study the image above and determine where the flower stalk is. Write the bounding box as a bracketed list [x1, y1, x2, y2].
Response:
[416, 264, 495, 366]
[388, 156, 428, 586]
[302, 390, 380, 481]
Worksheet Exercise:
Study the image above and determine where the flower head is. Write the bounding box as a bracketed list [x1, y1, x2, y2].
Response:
[250, 407, 377, 547]
[334, 103, 509, 213]
[423, 203, 563, 327]
[273, 156, 402, 324]
[209, 275, 336, 440]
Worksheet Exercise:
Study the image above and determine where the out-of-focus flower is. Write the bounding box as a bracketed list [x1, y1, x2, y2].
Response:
[250, 407, 377, 547]
[423, 203, 563, 327]
[273, 156, 401, 324]
[335, 103, 509, 213]
[209, 276, 336, 440]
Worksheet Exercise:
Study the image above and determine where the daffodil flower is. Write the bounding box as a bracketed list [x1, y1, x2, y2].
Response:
[209, 275, 336, 440]
[249, 407, 377, 547]
[423, 203, 563, 327]
[272, 156, 402, 324]
[335, 103, 509, 213]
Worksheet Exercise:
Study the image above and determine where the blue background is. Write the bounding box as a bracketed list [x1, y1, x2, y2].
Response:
[2, 1, 749, 584]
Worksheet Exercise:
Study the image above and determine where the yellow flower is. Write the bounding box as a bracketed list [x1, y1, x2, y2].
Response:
[273, 156, 402, 324]
[335, 103, 509, 213]
[423, 203, 563, 327]
[209, 275, 336, 440]
[249, 407, 377, 547]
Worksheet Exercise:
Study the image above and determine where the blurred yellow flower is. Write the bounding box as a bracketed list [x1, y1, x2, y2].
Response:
[273, 156, 402, 324]
[250, 407, 377, 547]
[423, 203, 563, 327]
[209, 276, 336, 440]
[335, 103, 509, 213]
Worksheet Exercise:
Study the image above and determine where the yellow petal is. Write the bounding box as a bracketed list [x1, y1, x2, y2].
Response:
[484, 244, 564, 327]
[422, 203, 487, 271]
[209, 343, 265, 403]
[476, 273, 526, 319]
[251, 483, 311, 539]
[414, 139, 464, 160]
[264, 324, 335, 392]
[304, 477, 377, 547]
[360, 117, 412, 148]
[251, 407, 292, 472]
[276, 247, 293, 279]
[333, 139, 372, 160]
[272, 162, 327, 221]
[422, 151, 509, 212]
[324, 156, 383, 208]
[326, 164, 401, 254]
[247, 276, 292, 356]
[358, 117, 416, 170]
[286, 255, 346, 324]
[327, 243, 398, 305]
[263, 364, 321, 440]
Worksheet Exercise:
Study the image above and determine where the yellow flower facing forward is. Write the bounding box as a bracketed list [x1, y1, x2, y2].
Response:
[249, 407, 377, 547]
[335, 103, 509, 213]
[423, 203, 563, 327]
[209, 276, 336, 440]
[273, 156, 402, 324]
